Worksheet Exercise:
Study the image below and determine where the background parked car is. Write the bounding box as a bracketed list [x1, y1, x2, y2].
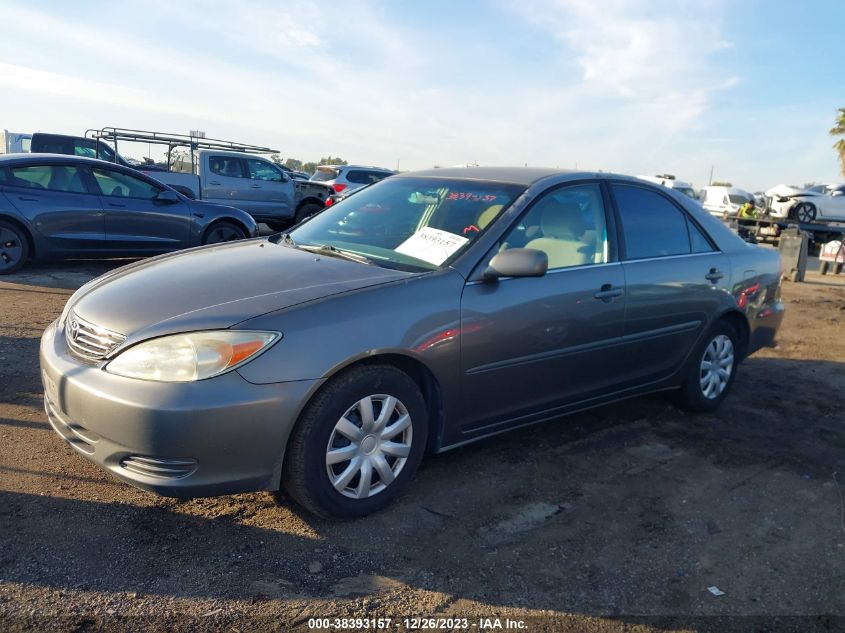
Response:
[765, 183, 845, 222]
[0, 154, 257, 274]
[310, 164, 395, 193]
[40, 167, 783, 518]
[1, 129, 32, 154]
[699, 185, 754, 217]
[637, 174, 698, 200]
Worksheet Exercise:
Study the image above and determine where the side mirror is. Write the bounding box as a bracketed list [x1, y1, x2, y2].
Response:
[155, 189, 181, 204]
[483, 248, 548, 281]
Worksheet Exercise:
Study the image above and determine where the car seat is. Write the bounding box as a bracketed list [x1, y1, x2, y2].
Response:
[525, 201, 594, 268]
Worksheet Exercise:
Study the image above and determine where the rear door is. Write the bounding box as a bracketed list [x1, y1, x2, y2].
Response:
[244, 158, 294, 219]
[4, 163, 105, 253]
[610, 182, 729, 384]
[203, 155, 254, 211]
[90, 167, 191, 252]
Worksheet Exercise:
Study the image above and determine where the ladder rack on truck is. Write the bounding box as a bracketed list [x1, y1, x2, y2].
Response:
[86, 127, 278, 173]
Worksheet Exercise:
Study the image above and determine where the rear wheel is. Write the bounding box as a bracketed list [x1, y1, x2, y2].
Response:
[202, 221, 247, 245]
[835, 262, 844, 275]
[0, 221, 29, 275]
[792, 202, 817, 223]
[281, 365, 428, 519]
[294, 202, 323, 225]
[673, 321, 739, 412]
[820, 260, 830, 275]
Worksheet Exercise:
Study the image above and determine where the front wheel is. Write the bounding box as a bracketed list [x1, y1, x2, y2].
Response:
[282, 365, 428, 519]
[792, 202, 817, 223]
[202, 221, 247, 245]
[673, 321, 739, 412]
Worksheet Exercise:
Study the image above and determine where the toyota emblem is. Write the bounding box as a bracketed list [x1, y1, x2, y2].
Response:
[69, 319, 80, 341]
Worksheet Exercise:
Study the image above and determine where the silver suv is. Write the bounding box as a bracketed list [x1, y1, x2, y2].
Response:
[310, 164, 395, 193]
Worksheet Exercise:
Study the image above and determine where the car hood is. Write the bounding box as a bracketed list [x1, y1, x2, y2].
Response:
[765, 184, 816, 199]
[69, 239, 413, 344]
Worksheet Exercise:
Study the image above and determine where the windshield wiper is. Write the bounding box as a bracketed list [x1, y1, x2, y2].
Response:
[299, 243, 373, 265]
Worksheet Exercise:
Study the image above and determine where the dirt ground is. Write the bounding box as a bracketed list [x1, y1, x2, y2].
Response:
[1, 258, 844, 633]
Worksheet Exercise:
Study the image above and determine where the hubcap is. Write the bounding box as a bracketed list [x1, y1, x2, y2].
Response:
[699, 334, 734, 400]
[0, 228, 22, 270]
[796, 203, 814, 223]
[325, 394, 413, 500]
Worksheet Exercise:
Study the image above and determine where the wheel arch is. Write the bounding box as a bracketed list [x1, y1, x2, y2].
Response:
[296, 196, 325, 212]
[303, 352, 445, 454]
[715, 309, 750, 361]
[202, 217, 251, 242]
[0, 213, 37, 259]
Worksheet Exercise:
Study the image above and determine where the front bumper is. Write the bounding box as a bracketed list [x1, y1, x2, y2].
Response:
[39, 320, 321, 497]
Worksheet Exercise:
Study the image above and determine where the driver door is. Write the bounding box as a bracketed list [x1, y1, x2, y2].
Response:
[457, 182, 628, 438]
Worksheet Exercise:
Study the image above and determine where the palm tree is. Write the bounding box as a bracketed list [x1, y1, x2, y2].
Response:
[830, 107, 845, 178]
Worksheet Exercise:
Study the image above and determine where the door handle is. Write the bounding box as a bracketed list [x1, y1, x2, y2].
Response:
[594, 284, 623, 302]
[17, 196, 39, 202]
[250, 184, 262, 189]
[209, 180, 222, 185]
[108, 203, 126, 208]
[705, 268, 724, 283]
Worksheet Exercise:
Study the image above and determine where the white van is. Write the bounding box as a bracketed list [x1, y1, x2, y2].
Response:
[637, 174, 698, 201]
[699, 186, 753, 217]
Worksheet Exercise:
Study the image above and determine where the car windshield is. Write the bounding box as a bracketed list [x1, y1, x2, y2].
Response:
[288, 176, 525, 272]
[675, 187, 697, 199]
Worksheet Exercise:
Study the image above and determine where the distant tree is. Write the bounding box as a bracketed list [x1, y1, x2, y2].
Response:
[301, 161, 317, 175]
[830, 107, 845, 178]
[283, 158, 303, 171]
[318, 156, 347, 166]
[711, 180, 733, 187]
[269, 153, 284, 165]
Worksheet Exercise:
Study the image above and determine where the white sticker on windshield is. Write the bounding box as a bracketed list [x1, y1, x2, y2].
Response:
[395, 227, 469, 266]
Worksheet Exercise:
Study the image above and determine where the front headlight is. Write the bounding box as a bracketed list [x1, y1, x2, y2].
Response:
[105, 330, 279, 382]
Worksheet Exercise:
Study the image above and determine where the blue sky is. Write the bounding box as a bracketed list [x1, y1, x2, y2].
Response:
[1, 0, 843, 190]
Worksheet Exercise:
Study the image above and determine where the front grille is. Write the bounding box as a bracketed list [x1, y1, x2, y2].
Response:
[65, 311, 126, 361]
[120, 456, 198, 480]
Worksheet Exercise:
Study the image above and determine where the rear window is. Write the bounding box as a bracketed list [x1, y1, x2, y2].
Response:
[728, 194, 750, 204]
[9, 165, 87, 193]
[311, 167, 340, 182]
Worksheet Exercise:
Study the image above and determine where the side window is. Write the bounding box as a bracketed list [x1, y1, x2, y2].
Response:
[9, 165, 87, 193]
[246, 159, 283, 182]
[345, 170, 367, 184]
[688, 220, 715, 253]
[209, 156, 245, 178]
[92, 168, 161, 199]
[73, 140, 98, 159]
[366, 170, 391, 184]
[500, 183, 609, 270]
[612, 184, 691, 259]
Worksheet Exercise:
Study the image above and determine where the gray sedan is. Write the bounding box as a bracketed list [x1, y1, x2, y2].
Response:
[40, 167, 784, 518]
[0, 154, 258, 273]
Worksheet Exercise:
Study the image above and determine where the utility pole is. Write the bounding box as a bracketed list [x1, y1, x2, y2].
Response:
[708, 165, 714, 185]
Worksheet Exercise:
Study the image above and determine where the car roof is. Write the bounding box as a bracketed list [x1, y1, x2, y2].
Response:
[395, 166, 583, 186]
[317, 164, 395, 173]
[0, 152, 117, 166]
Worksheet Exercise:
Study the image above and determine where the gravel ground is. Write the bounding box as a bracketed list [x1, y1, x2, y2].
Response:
[1, 259, 844, 632]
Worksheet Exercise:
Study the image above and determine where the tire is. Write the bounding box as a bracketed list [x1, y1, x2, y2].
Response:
[835, 262, 844, 275]
[282, 364, 428, 519]
[792, 202, 817, 223]
[820, 260, 830, 275]
[673, 320, 739, 413]
[294, 202, 323, 225]
[202, 221, 247, 245]
[0, 220, 30, 275]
